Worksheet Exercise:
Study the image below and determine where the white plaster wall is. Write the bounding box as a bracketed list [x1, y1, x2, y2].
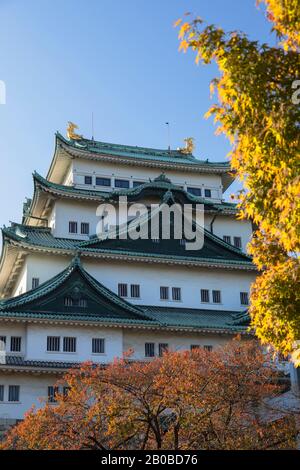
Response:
[204, 215, 253, 253]
[24, 253, 69, 292]
[26, 324, 123, 363]
[51, 199, 100, 239]
[123, 330, 230, 361]
[12, 262, 27, 297]
[0, 374, 59, 420]
[0, 323, 26, 355]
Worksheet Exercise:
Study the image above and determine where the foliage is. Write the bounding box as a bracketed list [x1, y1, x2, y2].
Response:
[1, 341, 296, 450]
[175, 0, 300, 358]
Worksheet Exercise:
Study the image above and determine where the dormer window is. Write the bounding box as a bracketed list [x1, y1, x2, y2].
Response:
[64, 297, 87, 308]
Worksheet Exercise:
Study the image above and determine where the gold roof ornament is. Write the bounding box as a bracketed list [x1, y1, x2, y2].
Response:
[67, 121, 83, 141]
[177, 137, 195, 154]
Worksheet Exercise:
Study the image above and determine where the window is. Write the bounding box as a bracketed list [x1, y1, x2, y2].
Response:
[47, 336, 60, 352]
[81, 222, 90, 235]
[0, 385, 4, 402]
[115, 179, 130, 189]
[130, 284, 140, 298]
[84, 175, 92, 185]
[69, 221, 78, 234]
[233, 236, 242, 249]
[204, 189, 211, 198]
[187, 187, 202, 197]
[133, 181, 144, 188]
[179, 239, 186, 246]
[63, 387, 71, 398]
[0, 336, 6, 352]
[212, 290, 221, 304]
[48, 386, 58, 403]
[223, 235, 231, 245]
[240, 292, 249, 306]
[96, 177, 111, 187]
[92, 338, 105, 354]
[32, 277, 39, 289]
[118, 283, 128, 298]
[160, 286, 169, 300]
[63, 337, 76, 353]
[8, 385, 20, 402]
[204, 345, 213, 352]
[201, 289, 210, 303]
[159, 343, 168, 357]
[152, 238, 160, 244]
[10, 336, 21, 352]
[172, 287, 181, 301]
[145, 343, 155, 357]
[64, 297, 87, 308]
[190, 345, 200, 351]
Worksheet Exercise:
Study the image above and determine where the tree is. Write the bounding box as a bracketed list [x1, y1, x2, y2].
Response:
[175, 0, 300, 360]
[1, 341, 296, 450]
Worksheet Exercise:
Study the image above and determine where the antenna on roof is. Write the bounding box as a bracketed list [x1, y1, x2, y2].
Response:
[165, 122, 171, 152]
[91, 112, 94, 141]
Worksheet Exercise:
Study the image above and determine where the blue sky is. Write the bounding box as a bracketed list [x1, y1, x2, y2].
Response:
[0, 0, 273, 231]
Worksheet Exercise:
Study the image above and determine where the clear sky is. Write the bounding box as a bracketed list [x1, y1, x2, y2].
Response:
[0, 0, 273, 233]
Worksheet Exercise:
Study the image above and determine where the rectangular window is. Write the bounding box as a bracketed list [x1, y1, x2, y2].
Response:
[190, 345, 200, 351]
[47, 336, 60, 352]
[84, 175, 92, 185]
[63, 386, 71, 398]
[0, 336, 6, 352]
[145, 343, 155, 357]
[204, 189, 211, 198]
[81, 222, 90, 235]
[32, 277, 39, 289]
[204, 345, 213, 352]
[200, 289, 210, 303]
[223, 235, 231, 245]
[152, 238, 160, 244]
[158, 343, 168, 357]
[179, 239, 186, 246]
[115, 179, 130, 189]
[233, 236, 242, 249]
[69, 221, 78, 234]
[212, 290, 221, 304]
[160, 286, 169, 300]
[240, 292, 249, 306]
[133, 181, 144, 188]
[48, 386, 58, 403]
[187, 187, 202, 197]
[10, 336, 21, 352]
[92, 338, 105, 354]
[8, 385, 20, 402]
[118, 283, 128, 298]
[0, 385, 4, 402]
[63, 337, 76, 353]
[172, 287, 181, 301]
[130, 284, 140, 298]
[96, 177, 111, 187]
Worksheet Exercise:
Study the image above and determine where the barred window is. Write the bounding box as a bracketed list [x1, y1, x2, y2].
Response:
[32, 277, 39, 289]
[10, 336, 21, 352]
[84, 175, 92, 185]
[160, 286, 169, 300]
[47, 336, 60, 352]
[69, 221, 77, 234]
[240, 292, 249, 306]
[152, 238, 160, 244]
[0, 335, 6, 352]
[81, 222, 90, 235]
[223, 235, 231, 245]
[172, 287, 181, 301]
[64, 297, 87, 308]
[63, 386, 71, 397]
[187, 187, 202, 197]
[130, 284, 140, 298]
[96, 177, 111, 187]
[145, 343, 155, 357]
[159, 343, 168, 357]
[118, 283, 128, 297]
[8, 385, 20, 402]
[63, 337, 76, 353]
[48, 386, 59, 403]
[179, 239, 186, 246]
[233, 237, 242, 249]
[204, 189, 211, 198]
[204, 345, 213, 352]
[200, 289, 210, 303]
[212, 290, 221, 304]
[115, 179, 130, 189]
[92, 338, 105, 354]
[190, 345, 200, 351]
[0, 385, 4, 402]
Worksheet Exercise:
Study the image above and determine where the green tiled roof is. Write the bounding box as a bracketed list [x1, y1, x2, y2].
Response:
[56, 132, 231, 170]
[2, 222, 254, 268]
[0, 356, 80, 370]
